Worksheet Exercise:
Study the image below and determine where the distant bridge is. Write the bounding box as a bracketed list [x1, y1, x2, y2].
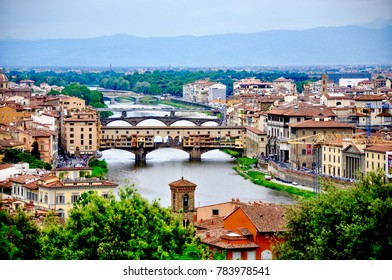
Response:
[99, 89, 159, 104]
[100, 126, 246, 162]
[101, 116, 220, 126]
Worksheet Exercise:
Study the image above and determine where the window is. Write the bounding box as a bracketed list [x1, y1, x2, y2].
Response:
[302, 149, 306, 155]
[261, 250, 272, 260]
[212, 209, 219, 216]
[232, 251, 241, 260]
[247, 250, 256, 260]
[70, 134, 74, 138]
[183, 194, 189, 209]
[102, 193, 109, 199]
[70, 128, 74, 132]
[44, 194, 48, 204]
[56, 194, 65, 204]
[71, 194, 80, 203]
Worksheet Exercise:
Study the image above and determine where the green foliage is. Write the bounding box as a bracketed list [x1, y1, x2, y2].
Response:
[234, 167, 314, 199]
[274, 170, 392, 260]
[2, 149, 51, 170]
[236, 157, 258, 169]
[0, 210, 42, 260]
[88, 159, 108, 178]
[9, 69, 310, 98]
[40, 187, 210, 260]
[221, 149, 241, 158]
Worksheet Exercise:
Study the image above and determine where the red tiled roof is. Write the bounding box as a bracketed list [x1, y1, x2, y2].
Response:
[246, 126, 265, 135]
[10, 174, 40, 184]
[354, 94, 385, 101]
[0, 164, 13, 170]
[199, 228, 259, 249]
[169, 177, 197, 188]
[225, 203, 286, 233]
[267, 104, 336, 117]
[363, 145, 392, 153]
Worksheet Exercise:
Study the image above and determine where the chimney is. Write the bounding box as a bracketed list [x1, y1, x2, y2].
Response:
[206, 232, 210, 238]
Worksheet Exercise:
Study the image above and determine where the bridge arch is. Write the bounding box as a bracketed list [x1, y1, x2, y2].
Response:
[137, 119, 167, 126]
[106, 120, 133, 127]
[170, 120, 196, 126]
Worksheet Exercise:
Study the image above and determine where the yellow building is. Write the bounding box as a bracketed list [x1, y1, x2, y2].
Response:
[364, 145, 392, 176]
[18, 129, 56, 163]
[246, 126, 267, 158]
[63, 111, 100, 155]
[322, 143, 343, 177]
[37, 173, 117, 218]
[0, 105, 31, 125]
[59, 95, 86, 115]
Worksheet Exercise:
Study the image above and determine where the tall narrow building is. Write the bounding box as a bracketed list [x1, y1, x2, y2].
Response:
[169, 177, 197, 227]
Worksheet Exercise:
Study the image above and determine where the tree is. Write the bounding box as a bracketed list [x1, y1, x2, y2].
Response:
[31, 141, 40, 160]
[0, 210, 42, 260]
[40, 186, 210, 260]
[274, 170, 392, 260]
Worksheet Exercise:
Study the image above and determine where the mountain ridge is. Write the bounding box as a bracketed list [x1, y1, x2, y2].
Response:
[1, 25, 391, 67]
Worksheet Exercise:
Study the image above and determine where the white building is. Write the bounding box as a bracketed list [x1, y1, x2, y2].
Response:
[208, 83, 226, 102]
[339, 78, 369, 88]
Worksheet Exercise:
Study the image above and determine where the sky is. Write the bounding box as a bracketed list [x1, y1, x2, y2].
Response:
[0, 0, 391, 40]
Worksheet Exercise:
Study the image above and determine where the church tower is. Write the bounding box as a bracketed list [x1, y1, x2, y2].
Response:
[169, 177, 197, 227]
[321, 74, 328, 95]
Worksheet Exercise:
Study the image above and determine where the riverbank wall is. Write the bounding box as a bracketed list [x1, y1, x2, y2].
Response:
[267, 162, 352, 189]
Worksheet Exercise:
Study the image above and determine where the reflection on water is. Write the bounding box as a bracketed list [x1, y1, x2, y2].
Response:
[103, 148, 295, 208]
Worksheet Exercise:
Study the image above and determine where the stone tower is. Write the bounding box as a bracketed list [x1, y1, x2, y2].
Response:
[169, 177, 197, 227]
[321, 74, 328, 95]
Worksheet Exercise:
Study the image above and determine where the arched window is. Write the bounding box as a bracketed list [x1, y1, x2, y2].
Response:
[261, 249, 272, 260]
[183, 194, 189, 208]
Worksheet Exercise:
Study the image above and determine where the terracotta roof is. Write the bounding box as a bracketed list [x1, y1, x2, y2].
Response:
[246, 126, 265, 135]
[42, 111, 59, 118]
[289, 119, 355, 129]
[0, 164, 13, 170]
[199, 228, 259, 249]
[22, 129, 56, 137]
[25, 180, 39, 190]
[0, 139, 24, 147]
[267, 104, 336, 117]
[354, 94, 385, 101]
[226, 203, 286, 233]
[10, 174, 40, 184]
[0, 180, 12, 189]
[169, 177, 197, 188]
[377, 112, 392, 117]
[194, 217, 225, 230]
[364, 145, 392, 153]
[324, 93, 351, 100]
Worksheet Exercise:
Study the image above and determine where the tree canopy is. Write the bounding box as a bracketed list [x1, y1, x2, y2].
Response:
[274, 170, 392, 260]
[39, 186, 209, 260]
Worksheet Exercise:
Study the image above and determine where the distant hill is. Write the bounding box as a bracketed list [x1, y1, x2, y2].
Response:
[0, 25, 391, 67]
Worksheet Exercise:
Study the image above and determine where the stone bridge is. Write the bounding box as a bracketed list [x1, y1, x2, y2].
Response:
[101, 116, 220, 126]
[99, 126, 246, 162]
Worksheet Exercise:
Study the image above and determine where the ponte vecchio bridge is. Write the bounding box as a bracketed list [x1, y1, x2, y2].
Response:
[100, 121, 246, 162]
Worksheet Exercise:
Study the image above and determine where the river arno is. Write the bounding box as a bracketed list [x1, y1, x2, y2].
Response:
[102, 148, 295, 208]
